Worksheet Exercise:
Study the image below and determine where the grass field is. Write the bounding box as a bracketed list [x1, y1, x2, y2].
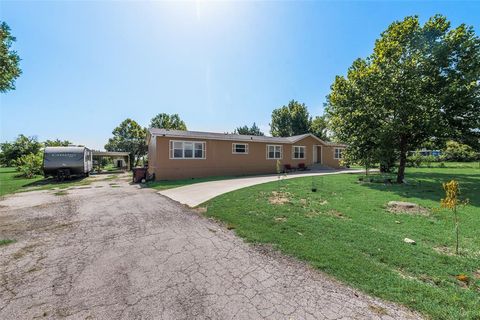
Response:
[0, 167, 44, 196]
[0, 167, 92, 197]
[205, 165, 480, 319]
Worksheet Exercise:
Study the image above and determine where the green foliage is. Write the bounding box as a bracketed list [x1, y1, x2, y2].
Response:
[440, 180, 469, 255]
[270, 100, 311, 137]
[100, 157, 110, 167]
[0, 21, 21, 93]
[44, 139, 72, 147]
[326, 15, 480, 183]
[422, 155, 436, 167]
[309, 115, 329, 141]
[0, 134, 42, 167]
[234, 122, 264, 136]
[0, 239, 15, 246]
[105, 119, 147, 168]
[407, 153, 440, 168]
[407, 153, 424, 168]
[443, 141, 478, 162]
[14, 152, 43, 178]
[149, 113, 187, 130]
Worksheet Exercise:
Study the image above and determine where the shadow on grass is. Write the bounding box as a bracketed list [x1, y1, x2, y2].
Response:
[22, 176, 88, 188]
[358, 171, 480, 207]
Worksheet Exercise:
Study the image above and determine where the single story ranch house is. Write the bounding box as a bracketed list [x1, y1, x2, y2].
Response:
[147, 128, 346, 180]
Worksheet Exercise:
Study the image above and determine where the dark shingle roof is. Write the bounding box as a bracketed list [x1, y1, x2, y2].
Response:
[148, 128, 347, 146]
[149, 128, 314, 143]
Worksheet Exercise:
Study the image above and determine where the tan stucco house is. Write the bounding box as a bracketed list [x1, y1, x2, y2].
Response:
[147, 128, 346, 180]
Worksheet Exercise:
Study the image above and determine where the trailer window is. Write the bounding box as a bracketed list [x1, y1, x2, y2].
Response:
[334, 148, 344, 159]
[267, 145, 282, 159]
[232, 143, 248, 154]
[170, 140, 206, 159]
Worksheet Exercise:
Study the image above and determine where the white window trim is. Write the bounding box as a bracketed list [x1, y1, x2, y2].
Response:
[266, 145, 283, 160]
[334, 148, 344, 160]
[232, 143, 249, 154]
[169, 140, 206, 160]
[292, 145, 306, 160]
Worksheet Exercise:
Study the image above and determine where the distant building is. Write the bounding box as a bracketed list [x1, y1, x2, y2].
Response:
[409, 149, 442, 157]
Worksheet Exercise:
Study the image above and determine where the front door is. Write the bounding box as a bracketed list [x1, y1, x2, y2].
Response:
[313, 145, 322, 164]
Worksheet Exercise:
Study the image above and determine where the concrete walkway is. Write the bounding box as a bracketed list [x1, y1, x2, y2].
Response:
[159, 169, 365, 207]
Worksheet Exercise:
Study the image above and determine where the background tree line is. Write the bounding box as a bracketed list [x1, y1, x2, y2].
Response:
[269, 100, 329, 141]
[0, 136, 72, 177]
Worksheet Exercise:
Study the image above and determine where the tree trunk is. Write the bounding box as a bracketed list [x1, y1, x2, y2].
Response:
[396, 138, 408, 184]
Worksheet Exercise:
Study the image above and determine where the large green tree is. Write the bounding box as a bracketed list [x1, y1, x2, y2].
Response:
[44, 139, 72, 147]
[0, 134, 42, 166]
[105, 119, 147, 168]
[309, 115, 330, 141]
[270, 100, 311, 137]
[234, 122, 264, 136]
[0, 21, 21, 93]
[327, 15, 480, 183]
[149, 113, 187, 130]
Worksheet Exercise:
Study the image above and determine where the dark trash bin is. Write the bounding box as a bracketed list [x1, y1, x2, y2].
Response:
[132, 167, 148, 183]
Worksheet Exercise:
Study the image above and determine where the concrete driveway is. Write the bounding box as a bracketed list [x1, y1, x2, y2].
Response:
[0, 175, 419, 319]
[159, 169, 365, 207]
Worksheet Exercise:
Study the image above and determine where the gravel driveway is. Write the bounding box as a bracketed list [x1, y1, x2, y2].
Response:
[0, 175, 420, 319]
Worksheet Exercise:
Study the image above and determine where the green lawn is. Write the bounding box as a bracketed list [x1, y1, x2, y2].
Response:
[0, 167, 92, 197]
[205, 166, 480, 319]
[0, 167, 44, 196]
[426, 161, 480, 169]
[146, 175, 240, 191]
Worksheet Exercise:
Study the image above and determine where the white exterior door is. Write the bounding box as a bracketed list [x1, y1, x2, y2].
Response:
[312, 145, 322, 164]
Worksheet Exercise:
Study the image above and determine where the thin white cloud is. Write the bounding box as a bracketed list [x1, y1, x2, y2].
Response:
[196, 0, 201, 21]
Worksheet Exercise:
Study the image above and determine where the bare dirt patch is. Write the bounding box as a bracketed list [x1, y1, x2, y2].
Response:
[193, 206, 208, 214]
[326, 209, 349, 219]
[12, 242, 41, 260]
[369, 305, 388, 316]
[433, 245, 456, 256]
[474, 270, 480, 280]
[387, 201, 429, 215]
[268, 191, 291, 205]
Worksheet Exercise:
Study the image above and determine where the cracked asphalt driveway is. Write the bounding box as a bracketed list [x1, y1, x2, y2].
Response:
[0, 175, 420, 319]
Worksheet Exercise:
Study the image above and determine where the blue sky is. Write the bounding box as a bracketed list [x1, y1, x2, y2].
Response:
[1, 1, 479, 150]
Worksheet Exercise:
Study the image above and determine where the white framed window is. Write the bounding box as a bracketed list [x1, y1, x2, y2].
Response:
[267, 145, 282, 159]
[232, 143, 248, 154]
[292, 146, 306, 159]
[334, 148, 344, 159]
[170, 140, 206, 159]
